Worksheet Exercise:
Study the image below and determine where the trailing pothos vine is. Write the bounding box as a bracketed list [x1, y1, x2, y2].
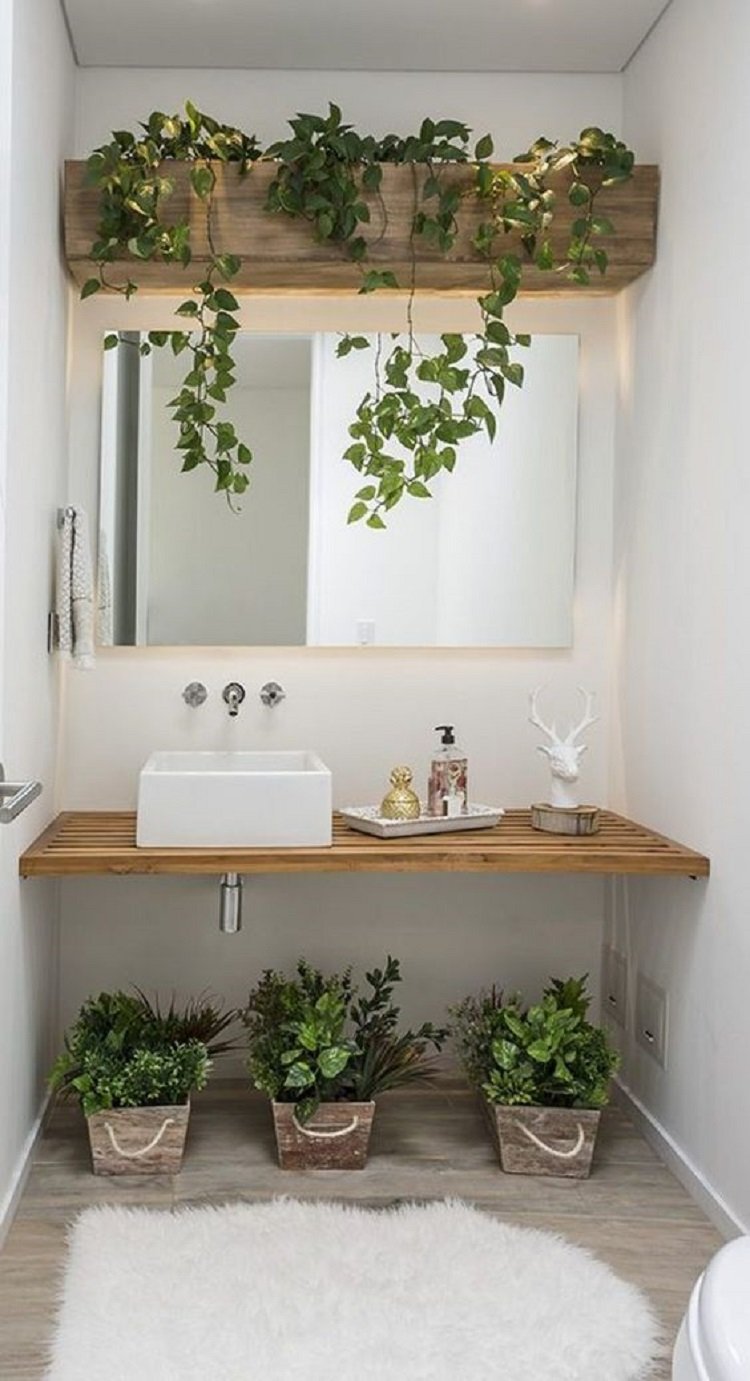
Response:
[82, 102, 634, 522]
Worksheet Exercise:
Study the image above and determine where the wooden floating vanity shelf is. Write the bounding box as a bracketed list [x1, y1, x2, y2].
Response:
[64, 162, 659, 297]
[20, 810, 708, 879]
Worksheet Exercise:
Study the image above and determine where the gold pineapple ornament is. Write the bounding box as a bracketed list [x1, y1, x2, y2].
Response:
[380, 766, 421, 820]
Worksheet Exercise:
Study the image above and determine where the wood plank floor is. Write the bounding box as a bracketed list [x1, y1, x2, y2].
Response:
[0, 1079, 723, 1379]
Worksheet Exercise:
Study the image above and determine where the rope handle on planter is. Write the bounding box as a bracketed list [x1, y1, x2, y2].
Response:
[292, 1113, 359, 1140]
[104, 1117, 175, 1159]
[519, 1121, 585, 1160]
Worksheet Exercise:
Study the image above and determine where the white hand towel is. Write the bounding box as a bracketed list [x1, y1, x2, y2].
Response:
[56, 507, 96, 669]
[96, 529, 113, 647]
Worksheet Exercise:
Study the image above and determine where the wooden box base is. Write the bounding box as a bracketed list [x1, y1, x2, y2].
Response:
[271, 1100, 375, 1170]
[530, 803, 601, 836]
[86, 1101, 190, 1175]
[482, 1098, 601, 1178]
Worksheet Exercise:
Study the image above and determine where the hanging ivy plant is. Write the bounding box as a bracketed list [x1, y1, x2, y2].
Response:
[84, 102, 260, 498]
[80, 104, 634, 520]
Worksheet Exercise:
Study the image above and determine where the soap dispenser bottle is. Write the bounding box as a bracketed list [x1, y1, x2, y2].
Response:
[428, 725, 468, 818]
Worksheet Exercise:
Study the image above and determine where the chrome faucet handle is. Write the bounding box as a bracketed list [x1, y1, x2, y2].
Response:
[182, 682, 208, 708]
[260, 681, 286, 709]
[222, 682, 246, 717]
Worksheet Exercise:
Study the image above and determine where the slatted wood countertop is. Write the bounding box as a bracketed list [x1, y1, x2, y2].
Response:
[19, 811, 709, 879]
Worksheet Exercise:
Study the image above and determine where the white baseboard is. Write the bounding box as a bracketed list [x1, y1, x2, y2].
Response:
[0, 1091, 51, 1249]
[615, 1077, 747, 1241]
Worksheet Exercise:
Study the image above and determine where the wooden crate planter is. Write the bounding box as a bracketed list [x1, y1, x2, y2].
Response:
[483, 1098, 601, 1179]
[86, 1101, 191, 1176]
[64, 160, 659, 298]
[272, 1101, 375, 1170]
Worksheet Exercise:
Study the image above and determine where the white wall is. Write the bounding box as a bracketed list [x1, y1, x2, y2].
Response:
[59, 70, 622, 1034]
[74, 70, 622, 162]
[0, 0, 74, 1225]
[609, 0, 750, 1230]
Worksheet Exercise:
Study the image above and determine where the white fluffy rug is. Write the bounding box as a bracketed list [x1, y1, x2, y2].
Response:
[47, 1200, 659, 1381]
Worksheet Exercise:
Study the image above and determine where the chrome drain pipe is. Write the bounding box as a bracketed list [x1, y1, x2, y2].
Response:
[219, 873, 243, 934]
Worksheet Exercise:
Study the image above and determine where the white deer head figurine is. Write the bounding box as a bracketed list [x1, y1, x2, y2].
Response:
[528, 686, 599, 809]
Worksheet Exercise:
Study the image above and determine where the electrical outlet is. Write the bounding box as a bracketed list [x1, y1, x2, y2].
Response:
[635, 973, 668, 1067]
[602, 945, 628, 1028]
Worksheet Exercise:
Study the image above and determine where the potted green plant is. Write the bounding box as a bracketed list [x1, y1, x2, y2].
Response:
[50, 989, 237, 1175]
[242, 956, 447, 1169]
[450, 975, 619, 1178]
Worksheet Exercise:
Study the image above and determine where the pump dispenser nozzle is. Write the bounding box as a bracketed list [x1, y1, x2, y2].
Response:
[435, 725, 456, 745]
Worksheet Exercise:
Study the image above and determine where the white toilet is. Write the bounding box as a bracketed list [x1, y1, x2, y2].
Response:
[673, 1236, 750, 1379]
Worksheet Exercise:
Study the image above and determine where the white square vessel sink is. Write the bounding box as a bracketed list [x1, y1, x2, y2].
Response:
[136, 750, 333, 848]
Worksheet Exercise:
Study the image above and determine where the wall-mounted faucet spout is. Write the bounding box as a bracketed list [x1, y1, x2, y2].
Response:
[222, 682, 246, 718]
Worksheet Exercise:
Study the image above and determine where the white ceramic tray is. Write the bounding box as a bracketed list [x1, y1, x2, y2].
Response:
[340, 804, 505, 839]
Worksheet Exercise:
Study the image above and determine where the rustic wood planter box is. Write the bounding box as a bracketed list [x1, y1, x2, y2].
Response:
[86, 1101, 191, 1176]
[482, 1097, 601, 1178]
[64, 160, 658, 297]
[271, 1100, 375, 1170]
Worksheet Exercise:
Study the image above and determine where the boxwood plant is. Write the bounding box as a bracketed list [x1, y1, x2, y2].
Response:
[242, 955, 447, 1124]
[50, 988, 238, 1116]
[450, 974, 619, 1109]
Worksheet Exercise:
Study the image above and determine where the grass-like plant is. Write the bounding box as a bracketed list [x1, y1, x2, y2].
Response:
[242, 956, 447, 1124]
[50, 988, 238, 1116]
[450, 974, 619, 1109]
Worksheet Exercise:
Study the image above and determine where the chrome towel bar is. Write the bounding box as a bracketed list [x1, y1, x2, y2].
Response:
[0, 764, 42, 823]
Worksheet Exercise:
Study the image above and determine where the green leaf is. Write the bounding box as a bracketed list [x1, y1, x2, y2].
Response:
[536, 242, 555, 271]
[337, 334, 370, 358]
[503, 361, 524, 387]
[190, 164, 216, 201]
[367, 513, 387, 529]
[81, 278, 101, 299]
[214, 253, 242, 280]
[297, 1023, 320, 1053]
[103, 333, 119, 351]
[568, 181, 591, 207]
[213, 287, 239, 311]
[318, 1045, 351, 1079]
[359, 269, 399, 294]
[474, 133, 494, 161]
[362, 163, 382, 192]
[284, 1061, 316, 1090]
[347, 501, 368, 524]
[280, 1047, 304, 1066]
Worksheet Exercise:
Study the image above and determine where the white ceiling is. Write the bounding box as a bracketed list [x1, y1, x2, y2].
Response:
[62, 0, 671, 72]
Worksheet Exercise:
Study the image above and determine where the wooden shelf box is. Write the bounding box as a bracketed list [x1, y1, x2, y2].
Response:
[64, 161, 659, 298]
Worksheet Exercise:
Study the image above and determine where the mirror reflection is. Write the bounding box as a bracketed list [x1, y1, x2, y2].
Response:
[98, 330, 579, 648]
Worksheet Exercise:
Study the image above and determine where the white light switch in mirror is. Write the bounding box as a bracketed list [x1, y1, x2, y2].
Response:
[98, 330, 578, 649]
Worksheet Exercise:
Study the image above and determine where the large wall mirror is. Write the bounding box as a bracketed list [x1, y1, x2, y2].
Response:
[98, 330, 579, 648]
